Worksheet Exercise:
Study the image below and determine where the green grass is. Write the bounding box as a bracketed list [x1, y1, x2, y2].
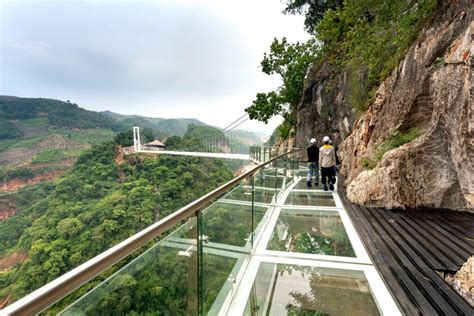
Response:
[361, 128, 422, 169]
[360, 157, 378, 170]
[0, 136, 47, 153]
[18, 117, 48, 128]
[1, 129, 115, 154]
[0, 140, 16, 152]
[49, 128, 115, 145]
[32, 148, 84, 163]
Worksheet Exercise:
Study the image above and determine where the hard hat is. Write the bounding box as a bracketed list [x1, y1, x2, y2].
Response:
[310, 138, 316, 144]
[323, 136, 331, 142]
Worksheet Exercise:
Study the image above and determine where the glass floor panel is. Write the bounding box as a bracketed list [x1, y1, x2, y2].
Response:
[293, 177, 340, 190]
[244, 263, 379, 316]
[266, 209, 355, 257]
[284, 191, 336, 207]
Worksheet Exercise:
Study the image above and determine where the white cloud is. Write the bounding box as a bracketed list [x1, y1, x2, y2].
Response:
[0, 0, 309, 134]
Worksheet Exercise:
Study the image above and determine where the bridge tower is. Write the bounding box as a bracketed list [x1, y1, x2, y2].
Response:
[133, 126, 141, 152]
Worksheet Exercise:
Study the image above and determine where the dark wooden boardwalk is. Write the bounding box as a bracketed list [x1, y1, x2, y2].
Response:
[338, 181, 474, 315]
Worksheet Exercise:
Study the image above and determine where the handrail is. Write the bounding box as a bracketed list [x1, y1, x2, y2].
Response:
[1, 148, 298, 316]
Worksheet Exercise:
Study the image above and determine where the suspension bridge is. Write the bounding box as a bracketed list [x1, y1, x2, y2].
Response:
[128, 113, 263, 160]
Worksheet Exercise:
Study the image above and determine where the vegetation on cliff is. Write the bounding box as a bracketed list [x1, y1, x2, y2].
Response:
[247, 0, 440, 141]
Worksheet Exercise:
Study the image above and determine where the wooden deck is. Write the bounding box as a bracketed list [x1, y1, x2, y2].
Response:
[338, 180, 474, 315]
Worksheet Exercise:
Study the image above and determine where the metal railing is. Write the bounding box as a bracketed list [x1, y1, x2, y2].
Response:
[249, 146, 296, 164]
[1, 147, 298, 316]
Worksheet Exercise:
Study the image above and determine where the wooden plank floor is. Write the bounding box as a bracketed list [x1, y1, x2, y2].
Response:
[337, 179, 474, 315]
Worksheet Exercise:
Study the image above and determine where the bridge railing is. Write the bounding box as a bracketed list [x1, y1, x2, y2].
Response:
[1, 147, 299, 316]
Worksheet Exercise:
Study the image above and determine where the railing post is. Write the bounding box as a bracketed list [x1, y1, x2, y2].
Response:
[197, 210, 203, 316]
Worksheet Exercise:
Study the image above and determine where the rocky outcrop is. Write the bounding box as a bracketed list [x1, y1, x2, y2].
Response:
[338, 3, 473, 211]
[445, 256, 474, 307]
[295, 60, 355, 158]
[1, 169, 65, 192]
[295, 1, 473, 211]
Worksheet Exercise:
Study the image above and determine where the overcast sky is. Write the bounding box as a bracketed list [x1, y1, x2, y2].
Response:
[0, 0, 309, 134]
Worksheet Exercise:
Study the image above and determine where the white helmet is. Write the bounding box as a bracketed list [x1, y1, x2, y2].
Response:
[323, 136, 331, 143]
[310, 138, 316, 144]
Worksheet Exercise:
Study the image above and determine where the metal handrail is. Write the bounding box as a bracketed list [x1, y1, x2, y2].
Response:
[1, 148, 298, 316]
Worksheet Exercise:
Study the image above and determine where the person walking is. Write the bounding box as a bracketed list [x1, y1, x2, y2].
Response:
[329, 140, 340, 185]
[319, 136, 336, 191]
[306, 138, 319, 188]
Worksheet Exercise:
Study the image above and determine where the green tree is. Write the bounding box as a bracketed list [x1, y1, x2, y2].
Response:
[245, 38, 318, 124]
[283, 0, 344, 34]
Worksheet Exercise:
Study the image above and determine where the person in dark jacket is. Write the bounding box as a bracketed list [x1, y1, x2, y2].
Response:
[329, 140, 340, 185]
[306, 138, 319, 188]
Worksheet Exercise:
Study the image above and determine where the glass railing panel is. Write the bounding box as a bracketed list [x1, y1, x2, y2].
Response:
[284, 191, 336, 207]
[244, 263, 380, 315]
[223, 185, 275, 205]
[286, 152, 299, 180]
[266, 208, 356, 257]
[298, 165, 310, 177]
[60, 217, 199, 315]
[252, 165, 282, 195]
[199, 176, 274, 314]
[200, 201, 267, 248]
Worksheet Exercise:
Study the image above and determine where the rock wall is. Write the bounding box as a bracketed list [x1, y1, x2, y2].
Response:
[295, 60, 355, 158]
[295, 1, 473, 211]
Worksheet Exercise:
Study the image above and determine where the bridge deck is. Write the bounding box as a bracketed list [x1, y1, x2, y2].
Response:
[132, 150, 250, 160]
[338, 179, 474, 315]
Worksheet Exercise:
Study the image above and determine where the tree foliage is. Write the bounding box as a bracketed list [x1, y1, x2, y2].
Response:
[245, 38, 318, 124]
[1, 136, 235, 307]
[282, 0, 343, 34]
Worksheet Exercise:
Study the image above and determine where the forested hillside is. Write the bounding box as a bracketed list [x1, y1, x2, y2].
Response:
[0, 128, 239, 308]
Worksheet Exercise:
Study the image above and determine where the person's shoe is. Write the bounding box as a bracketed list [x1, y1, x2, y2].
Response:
[329, 183, 334, 191]
[306, 181, 312, 188]
[323, 185, 328, 191]
[314, 182, 319, 187]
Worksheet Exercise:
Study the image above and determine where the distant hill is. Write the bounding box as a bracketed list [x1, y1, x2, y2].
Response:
[0, 96, 263, 191]
[0, 96, 123, 139]
[0, 97, 124, 191]
[101, 111, 205, 137]
[0, 97, 203, 191]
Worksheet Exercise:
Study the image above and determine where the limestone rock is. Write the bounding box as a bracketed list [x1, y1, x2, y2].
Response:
[445, 256, 474, 307]
[295, 60, 356, 159]
[337, 3, 474, 211]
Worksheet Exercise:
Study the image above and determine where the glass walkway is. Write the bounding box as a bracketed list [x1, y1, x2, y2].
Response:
[2, 148, 401, 315]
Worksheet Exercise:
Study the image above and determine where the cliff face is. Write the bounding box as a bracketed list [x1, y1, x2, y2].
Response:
[296, 2, 473, 211]
[295, 60, 355, 158]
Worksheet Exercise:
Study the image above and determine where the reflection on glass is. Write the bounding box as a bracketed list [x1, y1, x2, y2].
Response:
[201, 202, 267, 248]
[267, 209, 355, 257]
[245, 263, 379, 316]
[201, 253, 239, 314]
[285, 191, 336, 207]
[253, 167, 285, 190]
[200, 198, 269, 313]
[224, 186, 275, 205]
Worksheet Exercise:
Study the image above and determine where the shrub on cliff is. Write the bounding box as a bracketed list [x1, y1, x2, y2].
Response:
[316, 0, 439, 110]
